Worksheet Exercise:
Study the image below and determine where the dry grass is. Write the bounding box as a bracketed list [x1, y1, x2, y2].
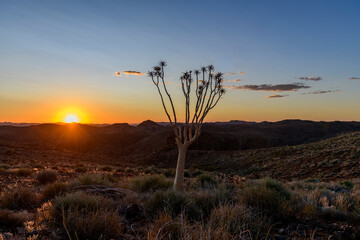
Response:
[35, 170, 58, 184]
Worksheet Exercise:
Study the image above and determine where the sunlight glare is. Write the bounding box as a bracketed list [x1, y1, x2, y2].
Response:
[64, 114, 79, 123]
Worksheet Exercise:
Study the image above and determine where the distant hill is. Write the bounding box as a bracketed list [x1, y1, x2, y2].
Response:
[1, 120, 360, 157]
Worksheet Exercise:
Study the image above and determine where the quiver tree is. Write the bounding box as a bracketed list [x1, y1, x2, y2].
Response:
[148, 61, 226, 190]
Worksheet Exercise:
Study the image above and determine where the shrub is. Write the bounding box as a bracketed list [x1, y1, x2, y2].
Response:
[115, 167, 124, 172]
[35, 170, 58, 184]
[0, 163, 10, 169]
[196, 174, 218, 189]
[130, 174, 172, 192]
[144, 190, 201, 220]
[32, 163, 45, 169]
[69, 174, 115, 188]
[52, 192, 121, 239]
[75, 166, 88, 173]
[52, 192, 114, 222]
[144, 165, 158, 174]
[42, 182, 69, 199]
[62, 209, 123, 240]
[305, 178, 320, 183]
[193, 186, 235, 218]
[210, 204, 253, 236]
[15, 168, 33, 177]
[0, 209, 32, 227]
[340, 180, 354, 189]
[1, 187, 38, 210]
[163, 168, 175, 177]
[99, 166, 113, 172]
[240, 178, 292, 217]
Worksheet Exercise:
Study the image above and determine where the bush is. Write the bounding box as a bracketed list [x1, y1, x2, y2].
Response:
[196, 174, 218, 189]
[99, 166, 113, 172]
[0, 209, 32, 227]
[1, 187, 38, 210]
[193, 186, 235, 218]
[240, 178, 292, 217]
[144, 190, 201, 220]
[42, 182, 69, 199]
[75, 166, 88, 173]
[340, 180, 354, 189]
[144, 165, 158, 174]
[130, 174, 172, 192]
[15, 168, 33, 177]
[52, 192, 121, 239]
[52, 192, 113, 221]
[62, 209, 123, 240]
[69, 174, 115, 188]
[35, 170, 58, 184]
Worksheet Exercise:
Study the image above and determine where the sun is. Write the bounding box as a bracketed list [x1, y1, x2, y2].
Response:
[64, 114, 79, 123]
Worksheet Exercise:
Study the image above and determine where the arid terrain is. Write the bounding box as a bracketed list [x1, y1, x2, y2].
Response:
[0, 120, 360, 239]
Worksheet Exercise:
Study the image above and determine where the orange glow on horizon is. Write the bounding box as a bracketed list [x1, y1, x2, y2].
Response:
[54, 107, 89, 123]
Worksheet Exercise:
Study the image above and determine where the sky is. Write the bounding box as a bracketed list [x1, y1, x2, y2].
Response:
[1, 0, 360, 123]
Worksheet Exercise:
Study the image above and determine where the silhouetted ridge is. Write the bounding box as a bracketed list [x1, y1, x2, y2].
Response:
[137, 120, 162, 129]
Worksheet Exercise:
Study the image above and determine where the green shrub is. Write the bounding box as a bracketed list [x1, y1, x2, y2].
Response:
[42, 182, 69, 199]
[69, 174, 115, 188]
[115, 167, 124, 172]
[15, 168, 33, 177]
[144, 165, 158, 174]
[340, 180, 354, 189]
[305, 178, 320, 183]
[130, 174, 172, 192]
[193, 187, 235, 218]
[196, 174, 218, 189]
[1, 187, 38, 210]
[240, 178, 292, 217]
[35, 170, 58, 184]
[144, 190, 201, 220]
[52, 192, 113, 221]
[163, 168, 175, 177]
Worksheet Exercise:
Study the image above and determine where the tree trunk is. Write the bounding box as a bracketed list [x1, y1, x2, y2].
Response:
[173, 145, 187, 191]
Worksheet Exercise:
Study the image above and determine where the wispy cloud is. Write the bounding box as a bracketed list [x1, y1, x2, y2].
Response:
[222, 79, 243, 82]
[226, 72, 236, 75]
[238, 71, 244, 75]
[302, 90, 341, 95]
[349, 77, 360, 80]
[122, 71, 146, 76]
[266, 94, 289, 99]
[298, 76, 322, 81]
[115, 72, 121, 76]
[228, 83, 310, 92]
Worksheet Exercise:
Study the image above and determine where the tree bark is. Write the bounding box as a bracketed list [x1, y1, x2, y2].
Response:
[173, 145, 187, 191]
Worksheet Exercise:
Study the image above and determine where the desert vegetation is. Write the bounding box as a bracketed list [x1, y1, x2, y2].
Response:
[0, 159, 360, 239]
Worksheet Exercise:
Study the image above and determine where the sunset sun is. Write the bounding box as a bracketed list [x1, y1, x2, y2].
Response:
[64, 114, 79, 123]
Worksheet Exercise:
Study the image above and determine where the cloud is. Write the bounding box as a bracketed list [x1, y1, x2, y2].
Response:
[302, 90, 341, 95]
[229, 83, 310, 92]
[298, 76, 322, 81]
[222, 79, 243, 83]
[122, 71, 146, 76]
[266, 94, 289, 99]
[115, 72, 121, 76]
[226, 72, 236, 75]
[238, 71, 244, 75]
[349, 77, 360, 80]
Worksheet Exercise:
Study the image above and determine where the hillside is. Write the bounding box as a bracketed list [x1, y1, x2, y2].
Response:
[1, 120, 360, 157]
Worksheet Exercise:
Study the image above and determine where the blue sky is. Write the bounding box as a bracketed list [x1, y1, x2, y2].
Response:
[1, 0, 360, 123]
